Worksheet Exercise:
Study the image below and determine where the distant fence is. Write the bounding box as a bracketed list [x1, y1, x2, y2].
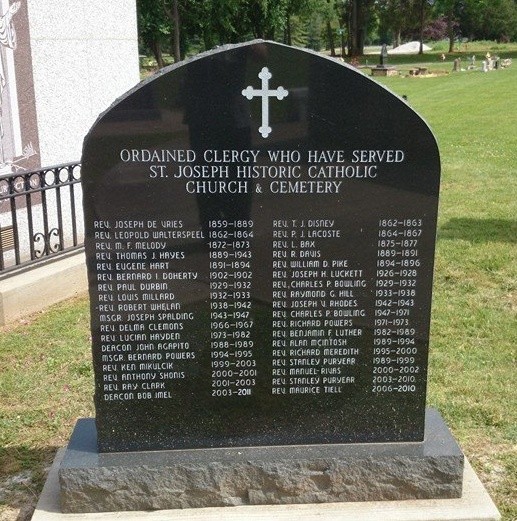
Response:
[0, 162, 83, 275]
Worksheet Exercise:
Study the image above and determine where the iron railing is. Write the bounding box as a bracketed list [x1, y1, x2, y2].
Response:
[0, 162, 83, 275]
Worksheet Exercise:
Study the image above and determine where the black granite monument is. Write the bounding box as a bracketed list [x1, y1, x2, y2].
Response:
[60, 41, 463, 513]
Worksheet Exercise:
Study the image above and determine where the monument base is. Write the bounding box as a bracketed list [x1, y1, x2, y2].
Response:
[33, 454, 501, 521]
[58, 409, 464, 513]
[371, 66, 399, 76]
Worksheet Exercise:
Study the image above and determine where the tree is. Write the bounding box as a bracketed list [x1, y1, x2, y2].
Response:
[138, 0, 517, 65]
[377, 0, 412, 47]
[183, 0, 244, 48]
[284, 0, 318, 46]
[323, 0, 338, 56]
[459, 0, 517, 41]
[417, 0, 434, 54]
[137, 0, 169, 68]
[338, 0, 376, 57]
[432, 0, 460, 52]
[245, 0, 289, 40]
[163, 0, 181, 62]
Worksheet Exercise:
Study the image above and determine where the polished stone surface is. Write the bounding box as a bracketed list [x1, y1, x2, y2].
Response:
[59, 409, 463, 512]
[82, 41, 441, 452]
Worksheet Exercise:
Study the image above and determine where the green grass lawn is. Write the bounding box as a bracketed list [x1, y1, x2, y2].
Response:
[375, 64, 516, 518]
[1, 53, 516, 520]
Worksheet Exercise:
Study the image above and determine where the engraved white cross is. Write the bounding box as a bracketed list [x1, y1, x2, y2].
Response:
[242, 67, 288, 138]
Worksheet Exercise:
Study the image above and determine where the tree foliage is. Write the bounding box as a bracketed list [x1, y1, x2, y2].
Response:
[459, 0, 517, 41]
[137, 0, 169, 67]
[137, 0, 517, 66]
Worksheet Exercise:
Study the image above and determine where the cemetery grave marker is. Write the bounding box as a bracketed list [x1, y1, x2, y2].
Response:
[59, 40, 464, 513]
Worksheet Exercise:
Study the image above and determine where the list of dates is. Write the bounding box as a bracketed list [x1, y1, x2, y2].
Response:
[92, 216, 427, 403]
[208, 220, 256, 397]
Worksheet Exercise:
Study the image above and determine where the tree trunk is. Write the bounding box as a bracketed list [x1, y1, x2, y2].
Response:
[394, 28, 401, 48]
[163, 0, 181, 62]
[348, 0, 359, 57]
[203, 28, 215, 53]
[347, 0, 370, 57]
[327, 21, 336, 56]
[172, 0, 181, 62]
[339, 28, 346, 57]
[447, 7, 455, 53]
[419, 0, 425, 54]
[325, 0, 335, 56]
[285, 11, 292, 45]
[150, 39, 165, 69]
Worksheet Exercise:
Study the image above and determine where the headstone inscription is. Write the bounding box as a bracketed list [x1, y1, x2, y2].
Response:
[60, 41, 464, 513]
[85, 41, 438, 452]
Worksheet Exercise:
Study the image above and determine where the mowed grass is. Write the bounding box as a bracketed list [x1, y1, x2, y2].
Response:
[1, 59, 516, 519]
[0, 297, 93, 518]
[376, 65, 517, 518]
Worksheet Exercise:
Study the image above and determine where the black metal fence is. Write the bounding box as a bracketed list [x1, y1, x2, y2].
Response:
[0, 162, 83, 275]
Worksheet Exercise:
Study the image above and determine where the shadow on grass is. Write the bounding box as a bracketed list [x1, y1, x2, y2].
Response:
[438, 218, 517, 244]
[0, 445, 58, 521]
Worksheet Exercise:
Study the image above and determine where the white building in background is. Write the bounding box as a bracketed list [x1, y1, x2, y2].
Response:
[5, 0, 140, 169]
[27, 0, 140, 166]
[0, 0, 140, 270]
